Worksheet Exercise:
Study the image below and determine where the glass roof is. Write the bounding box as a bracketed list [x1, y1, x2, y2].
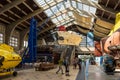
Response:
[34, 0, 98, 27]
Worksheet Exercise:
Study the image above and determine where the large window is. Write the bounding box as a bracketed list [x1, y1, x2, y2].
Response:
[0, 33, 3, 43]
[24, 41, 28, 47]
[10, 37, 18, 47]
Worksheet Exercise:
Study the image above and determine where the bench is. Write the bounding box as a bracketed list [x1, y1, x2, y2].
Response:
[34, 62, 54, 71]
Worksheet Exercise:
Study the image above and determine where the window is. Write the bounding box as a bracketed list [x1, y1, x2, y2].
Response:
[24, 41, 28, 48]
[10, 37, 18, 47]
[0, 33, 3, 43]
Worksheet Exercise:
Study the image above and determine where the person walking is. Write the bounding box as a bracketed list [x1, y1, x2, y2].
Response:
[56, 59, 64, 74]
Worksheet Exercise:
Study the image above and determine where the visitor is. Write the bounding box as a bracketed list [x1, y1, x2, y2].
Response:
[78, 58, 82, 70]
[72, 57, 77, 69]
[63, 57, 70, 76]
[56, 58, 64, 74]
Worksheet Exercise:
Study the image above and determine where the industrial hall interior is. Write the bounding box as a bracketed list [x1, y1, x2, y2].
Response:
[0, 0, 120, 80]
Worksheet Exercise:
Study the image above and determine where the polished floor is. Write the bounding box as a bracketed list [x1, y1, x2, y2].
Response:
[0, 64, 120, 80]
[0, 66, 79, 80]
[88, 65, 120, 80]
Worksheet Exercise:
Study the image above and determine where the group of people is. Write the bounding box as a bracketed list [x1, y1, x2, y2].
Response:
[56, 57, 82, 76]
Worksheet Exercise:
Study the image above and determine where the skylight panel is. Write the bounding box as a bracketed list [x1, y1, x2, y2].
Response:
[78, 2, 82, 10]
[62, 14, 66, 19]
[38, 0, 45, 5]
[44, 9, 53, 17]
[72, 1, 77, 8]
[51, 6, 59, 14]
[68, 12, 73, 16]
[45, 0, 54, 4]
[90, 6, 96, 14]
[34, 0, 98, 28]
[34, 0, 47, 7]
[64, 0, 71, 8]
[52, 18, 59, 23]
[91, 0, 98, 3]
[57, 15, 63, 21]
[83, 4, 89, 12]
[57, 2, 65, 12]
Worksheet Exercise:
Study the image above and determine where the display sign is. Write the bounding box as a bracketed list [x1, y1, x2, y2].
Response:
[57, 31, 82, 46]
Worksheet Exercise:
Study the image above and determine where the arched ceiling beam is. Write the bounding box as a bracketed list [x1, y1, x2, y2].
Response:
[76, 0, 117, 15]
[34, 0, 117, 17]
[7, 0, 12, 3]
[38, 25, 56, 35]
[99, 4, 119, 15]
[22, 2, 34, 12]
[0, 0, 26, 14]
[19, 29, 29, 49]
[0, 17, 10, 24]
[18, 19, 56, 44]
[5, 8, 44, 44]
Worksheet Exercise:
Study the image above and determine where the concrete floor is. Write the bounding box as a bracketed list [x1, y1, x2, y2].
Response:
[0, 66, 79, 80]
[88, 65, 120, 80]
[0, 65, 120, 80]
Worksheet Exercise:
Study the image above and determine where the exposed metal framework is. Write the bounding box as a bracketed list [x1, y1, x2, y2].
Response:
[0, 0, 119, 42]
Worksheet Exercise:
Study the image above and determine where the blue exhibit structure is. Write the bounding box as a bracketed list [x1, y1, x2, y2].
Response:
[22, 2, 69, 63]
[22, 17, 37, 63]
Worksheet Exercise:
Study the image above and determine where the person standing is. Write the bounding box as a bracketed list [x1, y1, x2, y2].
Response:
[63, 57, 70, 76]
[78, 58, 82, 70]
[56, 59, 64, 74]
[72, 57, 77, 69]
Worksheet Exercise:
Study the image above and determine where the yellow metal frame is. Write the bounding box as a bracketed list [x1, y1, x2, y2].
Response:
[109, 12, 120, 36]
[0, 71, 13, 76]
